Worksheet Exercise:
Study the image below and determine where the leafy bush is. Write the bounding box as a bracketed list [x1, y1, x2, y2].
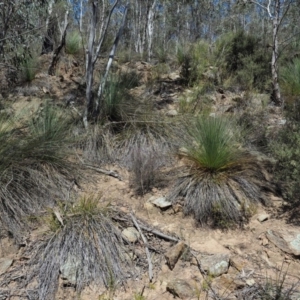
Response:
[216, 31, 271, 91]
[270, 121, 300, 204]
[19, 55, 39, 82]
[177, 40, 213, 86]
[0, 104, 76, 241]
[65, 30, 82, 55]
[281, 58, 300, 97]
[168, 116, 269, 227]
[102, 72, 140, 122]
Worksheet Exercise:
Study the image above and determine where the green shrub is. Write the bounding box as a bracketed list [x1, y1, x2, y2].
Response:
[19, 55, 39, 82]
[281, 58, 300, 97]
[216, 31, 271, 91]
[0, 104, 76, 241]
[270, 120, 300, 204]
[177, 40, 213, 86]
[65, 30, 82, 55]
[168, 116, 269, 227]
[102, 71, 139, 122]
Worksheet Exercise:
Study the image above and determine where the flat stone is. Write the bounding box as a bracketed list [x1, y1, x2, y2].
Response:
[257, 214, 270, 223]
[165, 242, 187, 270]
[257, 214, 270, 222]
[266, 229, 300, 256]
[122, 227, 140, 243]
[0, 258, 13, 275]
[230, 256, 248, 272]
[168, 72, 180, 81]
[150, 197, 172, 209]
[166, 109, 178, 117]
[166, 279, 195, 299]
[215, 274, 245, 292]
[246, 279, 256, 286]
[60, 255, 79, 285]
[200, 253, 230, 277]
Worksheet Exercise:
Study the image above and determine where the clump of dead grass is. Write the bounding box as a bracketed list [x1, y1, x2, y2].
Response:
[23, 196, 135, 299]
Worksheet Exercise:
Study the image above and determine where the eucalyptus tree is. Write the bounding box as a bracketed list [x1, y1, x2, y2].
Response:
[248, 0, 295, 106]
[83, 0, 130, 127]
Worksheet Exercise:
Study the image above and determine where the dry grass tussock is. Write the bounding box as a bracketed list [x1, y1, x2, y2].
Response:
[0, 104, 77, 241]
[6, 196, 136, 300]
[168, 116, 271, 228]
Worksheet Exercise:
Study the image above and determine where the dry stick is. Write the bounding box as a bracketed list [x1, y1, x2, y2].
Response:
[130, 213, 153, 282]
[138, 224, 180, 243]
[84, 164, 122, 181]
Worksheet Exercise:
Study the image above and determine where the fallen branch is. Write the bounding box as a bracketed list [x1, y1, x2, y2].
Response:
[130, 213, 153, 282]
[83, 164, 122, 181]
[138, 224, 180, 243]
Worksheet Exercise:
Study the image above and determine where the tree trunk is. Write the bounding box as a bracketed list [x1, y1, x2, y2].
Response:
[271, 0, 282, 106]
[83, 2, 97, 129]
[147, 0, 157, 61]
[48, 10, 69, 76]
[95, 3, 129, 115]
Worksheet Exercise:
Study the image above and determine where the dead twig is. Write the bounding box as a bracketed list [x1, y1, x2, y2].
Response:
[130, 213, 153, 282]
[84, 164, 122, 181]
[138, 224, 180, 243]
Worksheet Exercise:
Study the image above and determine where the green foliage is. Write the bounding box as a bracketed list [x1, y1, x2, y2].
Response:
[19, 55, 39, 82]
[216, 31, 271, 91]
[102, 72, 140, 122]
[177, 40, 213, 86]
[65, 30, 82, 55]
[270, 120, 300, 204]
[0, 104, 76, 241]
[168, 115, 268, 227]
[154, 44, 169, 63]
[186, 116, 243, 171]
[281, 58, 300, 97]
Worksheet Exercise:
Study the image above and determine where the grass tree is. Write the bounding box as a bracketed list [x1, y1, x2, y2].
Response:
[0, 104, 76, 241]
[168, 116, 269, 228]
[25, 196, 134, 300]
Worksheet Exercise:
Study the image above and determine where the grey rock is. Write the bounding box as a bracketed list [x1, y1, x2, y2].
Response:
[0, 258, 13, 275]
[266, 229, 300, 256]
[166, 279, 195, 299]
[165, 242, 187, 270]
[122, 227, 140, 243]
[60, 256, 80, 285]
[278, 119, 287, 125]
[166, 109, 178, 117]
[257, 214, 270, 222]
[168, 72, 181, 81]
[150, 197, 172, 209]
[200, 253, 230, 277]
[246, 279, 256, 286]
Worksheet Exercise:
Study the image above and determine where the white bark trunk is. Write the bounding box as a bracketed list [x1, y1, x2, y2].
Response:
[147, 0, 157, 61]
[271, 0, 282, 105]
[95, 3, 129, 114]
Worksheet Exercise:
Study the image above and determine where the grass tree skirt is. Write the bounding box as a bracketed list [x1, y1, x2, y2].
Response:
[168, 116, 271, 228]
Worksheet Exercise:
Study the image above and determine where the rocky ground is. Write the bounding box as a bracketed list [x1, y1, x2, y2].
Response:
[0, 55, 299, 300]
